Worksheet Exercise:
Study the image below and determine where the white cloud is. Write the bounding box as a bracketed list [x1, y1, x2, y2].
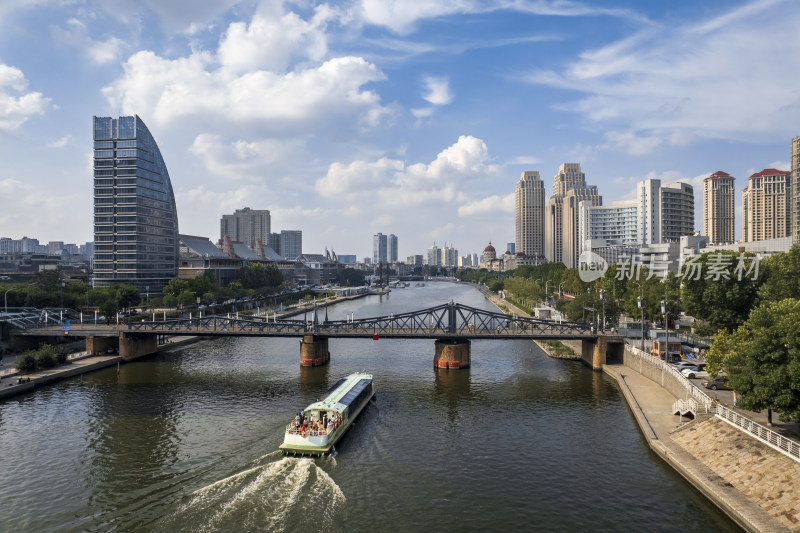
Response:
[105, 52, 388, 132]
[47, 135, 71, 148]
[526, 0, 800, 149]
[316, 135, 502, 211]
[603, 130, 663, 156]
[189, 134, 305, 180]
[0, 64, 51, 132]
[458, 193, 514, 216]
[51, 18, 124, 64]
[767, 160, 790, 172]
[357, 0, 643, 34]
[421, 75, 452, 105]
[217, 4, 333, 74]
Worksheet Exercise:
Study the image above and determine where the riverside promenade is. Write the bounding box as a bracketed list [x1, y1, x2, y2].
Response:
[604, 364, 798, 532]
[476, 285, 799, 532]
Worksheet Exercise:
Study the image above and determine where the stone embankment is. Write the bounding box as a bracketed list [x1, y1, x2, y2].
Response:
[672, 417, 800, 529]
[605, 359, 800, 532]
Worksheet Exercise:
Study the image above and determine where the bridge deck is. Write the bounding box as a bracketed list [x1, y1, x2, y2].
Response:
[17, 302, 597, 341]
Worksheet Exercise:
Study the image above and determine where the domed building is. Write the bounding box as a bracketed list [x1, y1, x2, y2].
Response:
[480, 242, 505, 271]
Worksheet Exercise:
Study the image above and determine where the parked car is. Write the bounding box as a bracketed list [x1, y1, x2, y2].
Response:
[703, 376, 730, 390]
[659, 352, 682, 363]
[672, 361, 697, 371]
[681, 366, 709, 379]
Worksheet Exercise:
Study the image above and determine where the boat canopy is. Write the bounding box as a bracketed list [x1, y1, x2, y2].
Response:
[304, 373, 372, 413]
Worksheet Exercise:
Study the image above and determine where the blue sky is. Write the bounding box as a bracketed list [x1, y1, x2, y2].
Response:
[1, 0, 798, 260]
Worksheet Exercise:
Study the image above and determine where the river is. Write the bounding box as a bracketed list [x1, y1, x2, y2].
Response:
[0, 282, 739, 532]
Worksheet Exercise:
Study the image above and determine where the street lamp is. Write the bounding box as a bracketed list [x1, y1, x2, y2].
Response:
[558, 281, 565, 299]
[661, 299, 669, 363]
[545, 279, 553, 305]
[599, 290, 605, 332]
[4, 288, 17, 314]
[637, 295, 644, 352]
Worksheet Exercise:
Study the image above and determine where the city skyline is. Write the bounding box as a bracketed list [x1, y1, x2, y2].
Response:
[2, 1, 800, 258]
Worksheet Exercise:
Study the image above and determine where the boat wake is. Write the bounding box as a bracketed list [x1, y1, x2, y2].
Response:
[153, 454, 346, 533]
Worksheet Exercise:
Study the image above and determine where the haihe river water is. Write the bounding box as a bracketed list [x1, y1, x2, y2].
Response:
[0, 282, 739, 532]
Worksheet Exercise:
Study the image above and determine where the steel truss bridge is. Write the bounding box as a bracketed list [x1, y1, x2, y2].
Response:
[19, 302, 595, 340]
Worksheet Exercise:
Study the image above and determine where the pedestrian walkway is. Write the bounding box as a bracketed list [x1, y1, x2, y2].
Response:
[604, 364, 797, 532]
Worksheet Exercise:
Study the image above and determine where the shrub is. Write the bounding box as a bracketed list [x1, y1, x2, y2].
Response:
[15, 353, 37, 372]
[36, 351, 57, 369]
[55, 345, 69, 364]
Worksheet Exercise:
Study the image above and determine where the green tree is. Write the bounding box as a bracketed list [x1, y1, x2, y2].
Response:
[177, 290, 196, 307]
[757, 246, 800, 305]
[190, 271, 217, 296]
[115, 284, 141, 312]
[725, 299, 800, 424]
[163, 279, 190, 298]
[681, 251, 762, 332]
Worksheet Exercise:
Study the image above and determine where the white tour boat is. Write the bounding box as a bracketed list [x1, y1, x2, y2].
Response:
[280, 372, 375, 456]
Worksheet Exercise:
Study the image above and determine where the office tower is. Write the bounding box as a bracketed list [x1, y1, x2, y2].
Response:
[743, 168, 791, 242]
[515, 171, 545, 258]
[220, 207, 271, 250]
[562, 186, 601, 268]
[280, 230, 302, 259]
[268, 232, 281, 255]
[703, 171, 735, 244]
[636, 179, 695, 245]
[792, 137, 800, 245]
[387, 234, 398, 263]
[93, 115, 179, 293]
[373, 233, 387, 264]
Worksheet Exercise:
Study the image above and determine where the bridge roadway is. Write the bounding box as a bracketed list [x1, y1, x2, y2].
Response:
[21, 302, 596, 341]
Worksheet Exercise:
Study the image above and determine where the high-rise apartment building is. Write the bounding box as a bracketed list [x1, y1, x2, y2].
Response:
[387, 234, 398, 263]
[544, 164, 601, 266]
[439, 243, 458, 267]
[703, 171, 735, 244]
[220, 207, 271, 250]
[661, 182, 695, 242]
[579, 200, 639, 246]
[743, 168, 791, 242]
[636, 179, 694, 244]
[373, 233, 387, 264]
[792, 137, 800, 245]
[93, 115, 179, 293]
[427, 243, 440, 266]
[562, 186, 602, 268]
[515, 171, 545, 259]
[280, 230, 302, 259]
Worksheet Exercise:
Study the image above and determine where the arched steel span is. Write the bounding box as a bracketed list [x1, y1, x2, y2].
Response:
[21, 302, 595, 340]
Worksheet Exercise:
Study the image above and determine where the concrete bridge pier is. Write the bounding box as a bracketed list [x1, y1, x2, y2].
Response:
[581, 337, 607, 370]
[434, 339, 470, 369]
[86, 333, 157, 361]
[300, 335, 330, 367]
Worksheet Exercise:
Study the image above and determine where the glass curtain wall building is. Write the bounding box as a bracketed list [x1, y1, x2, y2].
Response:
[93, 115, 179, 294]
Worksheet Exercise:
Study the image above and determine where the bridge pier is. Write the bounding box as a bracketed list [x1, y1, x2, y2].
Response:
[581, 336, 607, 370]
[118, 333, 158, 361]
[86, 336, 118, 356]
[434, 339, 470, 369]
[300, 335, 330, 367]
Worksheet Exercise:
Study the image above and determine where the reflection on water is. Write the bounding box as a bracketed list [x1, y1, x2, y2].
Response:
[0, 283, 740, 532]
